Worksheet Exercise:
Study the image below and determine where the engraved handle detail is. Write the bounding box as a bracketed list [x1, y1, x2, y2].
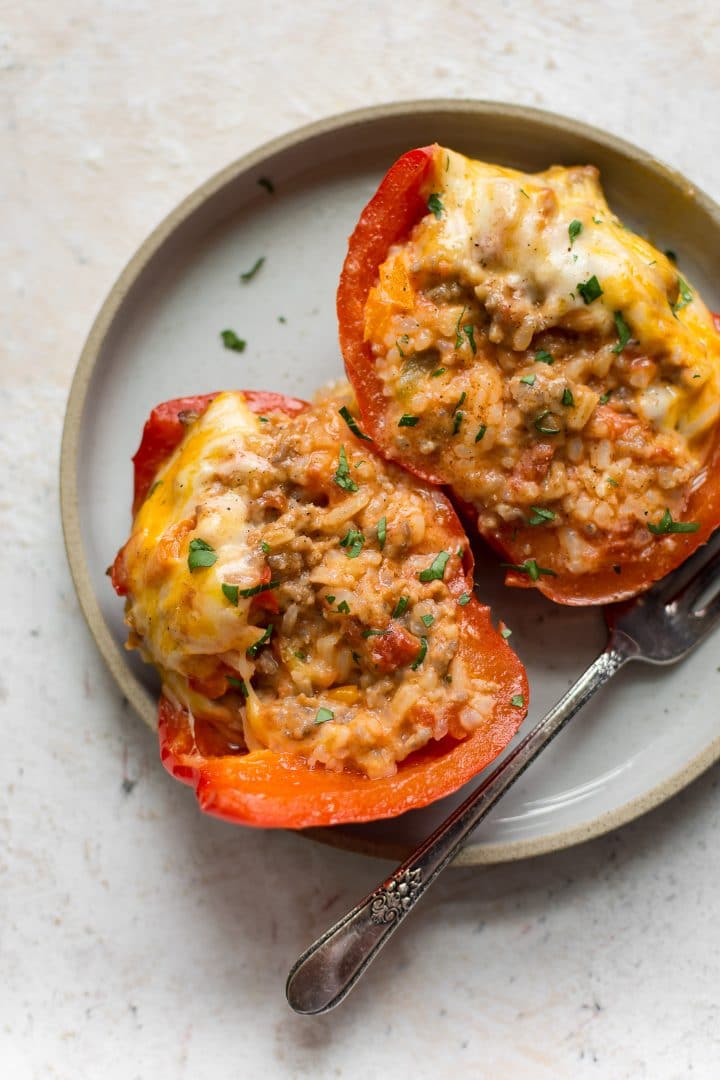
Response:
[286, 643, 631, 1015]
[370, 868, 422, 924]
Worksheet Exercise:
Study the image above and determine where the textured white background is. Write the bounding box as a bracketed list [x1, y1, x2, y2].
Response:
[3, 2, 720, 1077]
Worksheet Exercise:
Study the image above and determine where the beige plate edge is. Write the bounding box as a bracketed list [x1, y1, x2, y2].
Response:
[60, 98, 720, 866]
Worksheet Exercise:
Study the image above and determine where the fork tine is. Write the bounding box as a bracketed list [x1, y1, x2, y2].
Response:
[653, 528, 720, 605]
[677, 545, 720, 612]
[696, 586, 720, 623]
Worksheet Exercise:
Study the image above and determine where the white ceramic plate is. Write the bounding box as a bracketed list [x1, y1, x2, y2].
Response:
[61, 101, 720, 865]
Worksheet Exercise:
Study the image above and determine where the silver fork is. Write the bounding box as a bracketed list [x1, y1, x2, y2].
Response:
[286, 530, 720, 1014]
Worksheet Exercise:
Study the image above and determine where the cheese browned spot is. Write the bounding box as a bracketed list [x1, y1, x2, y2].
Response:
[117, 388, 497, 780]
[364, 148, 720, 576]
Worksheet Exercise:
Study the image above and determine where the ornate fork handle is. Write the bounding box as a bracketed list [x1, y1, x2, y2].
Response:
[286, 640, 632, 1014]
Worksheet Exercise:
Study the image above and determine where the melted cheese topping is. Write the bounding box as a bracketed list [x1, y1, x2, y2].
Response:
[118, 389, 496, 779]
[364, 147, 720, 576]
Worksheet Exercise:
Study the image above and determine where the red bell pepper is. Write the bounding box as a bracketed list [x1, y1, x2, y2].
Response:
[337, 146, 720, 605]
[115, 390, 528, 828]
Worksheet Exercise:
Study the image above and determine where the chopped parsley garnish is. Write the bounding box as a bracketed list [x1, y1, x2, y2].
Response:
[665, 249, 677, 263]
[325, 595, 336, 604]
[612, 311, 631, 354]
[333, 446, 358, 492]
[533, 410, 561, 435]
[419, 551, 451, 582]
[607, 476, 619, 487]
[377, 516, 387, 550]
[338, 405, 371, 441]
[454, 391, 467, 411]
[520, 374, 536, 386]
[599, 390, 612, 405]
[294, 650, 307, 662]
[501, 559, 557, 582]
[671, 276, 693, 315]
[464, 325, 477, 354]
[647, 508, 700, 535]
[511, 694, 525, 708]
[577, 275, 603, 304]
[396, 334, 410, 357]
[240, 256, 265, 283]
[475, 424, 487, 443]
[458, 593, 471, 606]
[568, 219, 583, 246]
[455, 306, 468, 349]
[421, 614, 435, 628]
[592, 216, 603, 225]
[339, 527, 365, 559]
[222, 583, 239, 605]
[452, 410, 464, 435]
[188, 538, 217, 571]
[561, 388, 574, 407]
[246, 624, 273, 658]
[258, 416, 269, 423]
[238, 580, 279, 598]
[226, 676, 249, 698]
[261, 541, 270, 554]
[535, 350, 554, 365]
[277, 315, 287, 324]
[315, 708, 334, 725]
[431, 367, 446, 378]
[398, 414, 419, 427]
[411, 636, 428, 670]
[220, 329, 246, 352]
[392, 596, 409, 619]
[147, 480, 162, 498]
[528, 506, 556, 525]
[362, 628, 386, 638]
[427, 192, 444, 219]
[519, 188, 530, 199]
[500, 627, 512, 639]
[257, 176, 275, 194]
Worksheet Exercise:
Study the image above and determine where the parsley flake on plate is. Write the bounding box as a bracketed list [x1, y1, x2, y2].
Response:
[240, 256, 265, 283]
[220, 329, 246, 352]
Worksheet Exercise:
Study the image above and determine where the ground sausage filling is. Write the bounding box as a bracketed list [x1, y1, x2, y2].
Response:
[364, 148, 720, 576]
[117, 388, 497, 779]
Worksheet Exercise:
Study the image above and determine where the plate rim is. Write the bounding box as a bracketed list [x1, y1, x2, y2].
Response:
[60, 97, 720, 866]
